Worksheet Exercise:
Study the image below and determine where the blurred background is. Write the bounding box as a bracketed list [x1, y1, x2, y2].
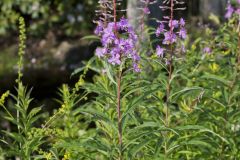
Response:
[0, 0, 228, 105]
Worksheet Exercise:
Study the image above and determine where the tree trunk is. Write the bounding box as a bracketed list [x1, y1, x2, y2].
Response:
[199, 0, 227, 21]
[127, 0, 162, 30]
[127, 0, 142, 30]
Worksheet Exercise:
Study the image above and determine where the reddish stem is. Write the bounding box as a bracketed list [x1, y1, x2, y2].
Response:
[165, 0, 174, 159]
[117, 69, 123, 159]
[113, 0, 123, 159]
[166, 0, 174, 127]
[238, 32, 240, 66]
[113, 0, 117, 31]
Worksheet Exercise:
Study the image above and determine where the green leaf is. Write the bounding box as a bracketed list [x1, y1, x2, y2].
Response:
[27, 106, 42, 120]
[200, 74, 230, 86]
[170, 87, 203, 102]
[80, 108, 118, 132]
[180, 140, 214, 150]
[122, 87, 161, 120]
[103, 61, 117, 85]
[128, 138, 152, 159]
[80, 35, 100, 41]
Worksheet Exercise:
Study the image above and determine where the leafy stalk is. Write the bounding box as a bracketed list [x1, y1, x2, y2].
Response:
[165, 0, 174, 159]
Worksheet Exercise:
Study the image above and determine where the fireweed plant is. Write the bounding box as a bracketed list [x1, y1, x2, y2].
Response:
[94, 0, 142, 159]
[79, 0, 219, 159]
[154, 0, 188, 158]
[155, 0, 187, 125]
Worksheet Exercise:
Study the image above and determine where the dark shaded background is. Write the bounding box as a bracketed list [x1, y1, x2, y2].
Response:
[0, 0, 227, 102]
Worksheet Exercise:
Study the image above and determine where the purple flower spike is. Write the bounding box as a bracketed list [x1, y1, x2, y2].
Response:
[156, 45, 165, 57]
[155, 0, 187, 59]
[95, 17, 140, 72]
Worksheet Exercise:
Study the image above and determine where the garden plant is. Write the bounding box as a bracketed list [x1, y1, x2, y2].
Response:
[0, 0, 240, 159]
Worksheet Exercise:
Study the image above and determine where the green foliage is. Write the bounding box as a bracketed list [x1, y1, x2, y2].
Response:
[0, 16, 43, 159]
[0, 0, 98, 36]
[1, 84, 44, 159]
[1, 4, 240, 160]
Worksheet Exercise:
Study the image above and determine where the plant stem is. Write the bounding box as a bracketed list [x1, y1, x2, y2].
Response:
[238, 31, 240, 66]
[113, 0, 117, 31]
[117, 69, 123, 160]
[112, 0, 123, 159]
[165, 0, 174, 159]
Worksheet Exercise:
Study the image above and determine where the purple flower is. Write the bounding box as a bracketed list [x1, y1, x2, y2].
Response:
[143, 7, 150, 14]
[133, 63, 141, 72]
[156, 45, 165, 57]
[131, 51, 141, 61]
[203, 47, 212, 54]
[94, 21, 104, 35]
[156, 23, 165, 37]
[169, 20, 179, 29]
[108, 51, 121, 65]
[163, 31, 177, 45]
[179, 28, 187, 39]
[181, 45, 186, 53]
[95, 47, 106, 57]
[225, 3, 234, 19]
[238, 0, 240, 5]
[118, 17, 129, 30]
[179, 18, 185, 27]
[165, 59, 170, 65]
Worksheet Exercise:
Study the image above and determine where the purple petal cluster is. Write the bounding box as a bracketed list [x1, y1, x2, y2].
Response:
[225, 0, 240, 19]
[155, 18, 187, 56]
[143, 7, 151, 15]
[203, 47, 212, 55]
[140, 0, 157, 15]
[155, 0, 187, 58]
[225, 2, 235, 19]
[163, 31, 177, 45]
[95, 18, 141, 72]
[156, 23, 164, 37]
[156, 45, 165, 57]
[156, 18, 187, 45]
